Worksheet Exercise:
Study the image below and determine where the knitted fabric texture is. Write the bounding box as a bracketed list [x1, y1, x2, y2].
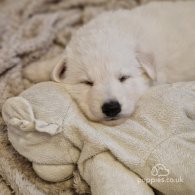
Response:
[0, 0, 188, 194]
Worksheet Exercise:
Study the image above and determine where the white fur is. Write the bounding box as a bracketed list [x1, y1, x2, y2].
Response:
[52, 1, 195, 125]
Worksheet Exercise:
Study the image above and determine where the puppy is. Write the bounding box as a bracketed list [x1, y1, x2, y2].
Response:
[52, 1, 195, 126]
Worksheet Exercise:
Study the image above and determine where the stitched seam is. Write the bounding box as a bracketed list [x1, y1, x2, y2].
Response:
[145, 131, 189, 163]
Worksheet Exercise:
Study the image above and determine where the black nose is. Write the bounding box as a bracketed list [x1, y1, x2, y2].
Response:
[102, 101, 121, 117]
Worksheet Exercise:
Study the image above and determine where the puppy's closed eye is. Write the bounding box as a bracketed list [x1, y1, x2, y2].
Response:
[119, 75, 131, 82]
[80, 80, 94, 86]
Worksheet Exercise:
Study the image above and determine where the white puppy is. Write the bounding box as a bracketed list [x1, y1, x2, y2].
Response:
[52, 1, 195, 126]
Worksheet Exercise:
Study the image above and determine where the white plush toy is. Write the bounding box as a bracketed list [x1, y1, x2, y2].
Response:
[2, 81, 195, 195]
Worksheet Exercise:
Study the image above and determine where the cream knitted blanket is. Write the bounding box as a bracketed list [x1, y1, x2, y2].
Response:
[0, 0, 187, 194]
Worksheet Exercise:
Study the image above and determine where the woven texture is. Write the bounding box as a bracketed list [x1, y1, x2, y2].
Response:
[0, 0, 185, 194]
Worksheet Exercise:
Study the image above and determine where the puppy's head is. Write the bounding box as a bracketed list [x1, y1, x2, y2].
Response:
[52, 27, 156, 126]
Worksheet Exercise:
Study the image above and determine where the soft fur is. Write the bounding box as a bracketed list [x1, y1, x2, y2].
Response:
[2, 82, 153, 195]
[2, 81, 195, 195]
[52, 1, 195, 125]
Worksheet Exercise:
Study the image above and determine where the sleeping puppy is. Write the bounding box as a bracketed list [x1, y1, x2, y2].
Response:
[52, 1, 195, 126]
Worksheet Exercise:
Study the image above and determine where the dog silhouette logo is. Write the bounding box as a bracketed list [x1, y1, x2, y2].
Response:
[151, 163, 170, 177]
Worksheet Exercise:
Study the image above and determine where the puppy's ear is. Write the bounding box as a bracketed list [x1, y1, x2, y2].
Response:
[136, 48, 156, 80]
[52, 57, 66, 82]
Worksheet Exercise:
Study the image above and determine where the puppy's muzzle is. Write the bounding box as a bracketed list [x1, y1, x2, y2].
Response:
[102, 100, 121, 117]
